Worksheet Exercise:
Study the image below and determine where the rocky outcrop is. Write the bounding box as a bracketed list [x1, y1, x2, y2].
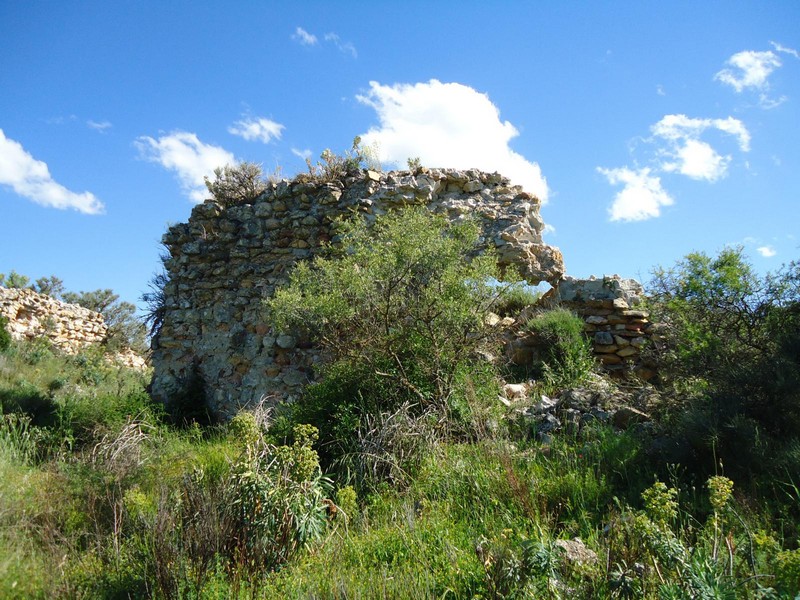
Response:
[150, 168, 564, 415]
[0, 287, 107, 353]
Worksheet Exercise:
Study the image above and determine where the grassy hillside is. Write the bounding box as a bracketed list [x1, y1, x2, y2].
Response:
[1, 334, 798, 598]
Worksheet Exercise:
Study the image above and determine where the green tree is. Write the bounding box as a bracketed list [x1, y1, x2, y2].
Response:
[0, 270, 30, 289]
[268, 209, 515, 476]
[31, 275, 65, 298]
[649, 247, 800, 436]
[62, 289, 147, 353]
[269, 208, 507, 412]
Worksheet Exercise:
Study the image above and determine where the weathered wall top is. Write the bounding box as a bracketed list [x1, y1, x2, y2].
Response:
[544, 275, 655, 379]
[0, 287, 107, 353]
[150, 168, 565, 414]
[553, 275, 644, 306]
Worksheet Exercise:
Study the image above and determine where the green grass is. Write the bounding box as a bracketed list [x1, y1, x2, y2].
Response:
[0, 336, 798, 598]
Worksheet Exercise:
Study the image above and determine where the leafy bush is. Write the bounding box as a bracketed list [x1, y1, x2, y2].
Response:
[525, 307, 594, 390]
[303, 136, 379, 182]
[269, 208, 513, 484]
[270, 208, 505, 412]
[225, 423, 331, 575]
[492, 283, 541, 317]
[203, 161, 267, 206]
[0, 316, 10, 352]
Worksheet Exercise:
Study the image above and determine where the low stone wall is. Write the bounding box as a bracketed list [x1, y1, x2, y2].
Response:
[554, 276, 656, 379]
[150, 168, 565, 414]
[505, 275, 657, 380]
[0, 287, 107, 353]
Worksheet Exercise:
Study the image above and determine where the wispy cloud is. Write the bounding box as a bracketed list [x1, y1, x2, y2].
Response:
[45, 114, 77, 125]
[291, 147, 312, 160]
[324, 32, 357, 58]
[228, 116, 284, 144]
[742, 236, 779, 258]
[771, 41, 799, 59]
[0, 129, 104, 214]
[135, 131, 234, 203]
[87, 119, 112, 133]
[652, 115, 750, 151]
[651, 114, 750, 181]
[597, 167, 674, 222]
[291, 27, 318, 46]
[292, 27, 356, 58]
[357, 79, 548, 201]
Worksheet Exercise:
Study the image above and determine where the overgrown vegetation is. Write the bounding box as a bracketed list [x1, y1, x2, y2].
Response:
[525, 307, 596, 390]
[204, 161, 269, 206]
[1, 207, 799, 597]
[268, 208, 519, 484]
[0, 316, 10, 352]
[302, 136, 381, 182]
[648, 247, 800, 484]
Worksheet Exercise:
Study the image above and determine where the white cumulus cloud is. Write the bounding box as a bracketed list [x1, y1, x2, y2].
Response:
[0, 129, 104, 214]
[356, 80, 548, 201]
[651, 114, 750, 181]
[660, 138, 728, 181]
[715, 49, 782, 92]
[292, 27, 317, 46]
[597, 167, 674, 222]
[135, 131, 235, 203]
[715, 44, 798, 107]
[228, 117, 284, 144]
[757, 245, 777, 257]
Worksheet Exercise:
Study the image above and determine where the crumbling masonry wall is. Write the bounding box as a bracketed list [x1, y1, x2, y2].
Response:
[552, 276, 657, 380]
[505, 276, 658, 381]
[150, 168, 565, 414]
[0, 287, 107, 353]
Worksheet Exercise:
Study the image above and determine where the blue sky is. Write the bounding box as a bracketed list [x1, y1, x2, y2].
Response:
[1, 1, 798, 310]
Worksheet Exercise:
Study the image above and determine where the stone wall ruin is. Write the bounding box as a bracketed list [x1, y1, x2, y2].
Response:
[150, 168, 565, 414]
[150, 167, 664, 416]
[0, 287, 107, 353]
[507, 275, 658, 381]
